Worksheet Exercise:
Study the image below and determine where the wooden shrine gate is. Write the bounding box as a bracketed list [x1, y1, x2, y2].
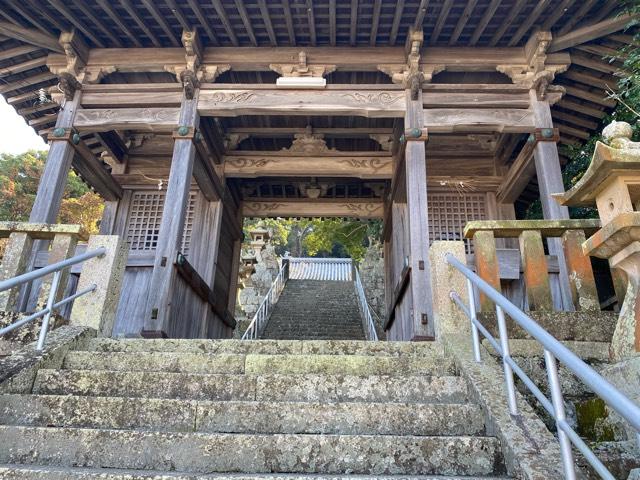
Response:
[0, 2, 627, 340]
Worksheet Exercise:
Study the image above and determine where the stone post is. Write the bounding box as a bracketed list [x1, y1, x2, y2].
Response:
[70, 235, 127, 336]
[0, 233, 34, 311]
[428, 241, 469, 340]
[36, 233, 78, 309]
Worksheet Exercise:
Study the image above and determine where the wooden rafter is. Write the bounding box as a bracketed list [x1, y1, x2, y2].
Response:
[257, 0, 277, 46]
[118, 0, 162, 47]
[185, 0, 219, 46]
[549, 14, 633, 52]
[95, 0, 142, 47]
[0, 56, 46, 76]
[139, 0, 180, 47]
[46, 0, 105, 47]
[234, 0, 257, 46]
[389, 0, 404, 46]
[508, 0, 551, 47]
[571, 53, 621, 75]
[541, 0, 575, 31]
[551, 110, 598, 130]
[24, 0, 66, 32]
[281, 0, 296, 46]
[413, 0, 429, 31]
[560, 69, 618, 91]
[470, 0, 500, 46]
[0, 21, 62, 52]
[449, 0, 477, 46]
[563, 85, 616, 108]
[70, 0, 123, 47]
[306, 0, 316, 46]
[0, 71, 56, 95]
[370, 0, 382, 46]
[329, 0, 336, 47]
[556, 98, 606, 119]
[6, 1, 51, 35]
[489, 0, 526, 47]
[430, 0, 453, 45]
[349, 0, 358, 46]
[0, 43, 40, 59]
[556, 0, 599, 36]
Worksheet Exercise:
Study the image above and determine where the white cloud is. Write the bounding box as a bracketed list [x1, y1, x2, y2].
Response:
[0, 95, 48, 154]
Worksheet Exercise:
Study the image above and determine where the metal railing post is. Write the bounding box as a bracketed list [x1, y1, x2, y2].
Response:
[36, 270, 61, 351]
[496, 304, 518, 416]
[544, 348, 577, 480]
[466, 278, 482, 363]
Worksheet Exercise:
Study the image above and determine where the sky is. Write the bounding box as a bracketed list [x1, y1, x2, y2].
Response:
[0, 96, 48, 154]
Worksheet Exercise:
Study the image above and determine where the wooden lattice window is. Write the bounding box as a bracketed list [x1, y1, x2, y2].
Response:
[427, 192, 487, 254]
[126, 191, 197, 255]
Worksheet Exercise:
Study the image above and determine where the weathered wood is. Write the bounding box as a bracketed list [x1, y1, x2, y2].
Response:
[561, 229, 599, 311]
[473, 231, 501, 312]
[71, 139, 123, 201]
[223, 154, 392, 179]
[0, 21, 63, 52]
[198, 89, 406, 117]
[193, 139, 223, 201]
[143, 91, 200, 337]
[74, 108, 180, 133]
[242, 199, 384, 219]
[405, 89, 434, 339]
[383, 265, 411, 332]
[424, 108, 535, 133]
[530, 90, 573, 311]
[96, 131, 128, 163]
[549, 14, 634, 52]
[519, 230, 553, 311]
[496, 139, 536, 203]
[30, 91, 81, 223]
[174, 253, 236, 328]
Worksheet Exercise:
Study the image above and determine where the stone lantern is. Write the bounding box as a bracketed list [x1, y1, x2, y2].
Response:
[555, 121, 640, 360]
[248, 227, 270, 262]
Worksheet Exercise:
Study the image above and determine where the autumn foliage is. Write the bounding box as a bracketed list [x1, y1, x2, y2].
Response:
[0, 150, 103, 235]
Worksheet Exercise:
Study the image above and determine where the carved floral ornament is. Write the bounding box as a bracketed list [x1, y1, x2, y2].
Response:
[269, 51, 336, 78]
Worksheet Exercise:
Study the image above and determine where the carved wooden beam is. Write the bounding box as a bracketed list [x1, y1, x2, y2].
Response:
[198, 88, 406, 117]
[224, 152, 392, 179]
[242, 199, 384, 218]
[424, 108, 535, 133]
[74, 108, 181, 133]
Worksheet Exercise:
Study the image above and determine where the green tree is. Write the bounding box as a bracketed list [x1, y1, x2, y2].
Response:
[242, 217, 381, 261]
[0, 150, 104, 235]
[526, 7, 639, 219]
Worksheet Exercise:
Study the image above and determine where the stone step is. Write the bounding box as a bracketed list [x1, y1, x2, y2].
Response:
[62, 352, 456, 376]
[85, 338, 445, 357]
[33, 370, 469, 404]
[0, 395, 485, 436]
[0, 426, 503, 476]
[0, 465, 512, 479]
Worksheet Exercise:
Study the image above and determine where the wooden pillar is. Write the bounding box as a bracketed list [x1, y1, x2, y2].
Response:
[142, 90, 200, 337]
[29, 91, 81, 223]
[529, 90, 573, 310]
[404, 89, 434, 340]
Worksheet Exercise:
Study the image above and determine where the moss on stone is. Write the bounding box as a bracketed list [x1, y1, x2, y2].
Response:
[576, 398, 615, 442]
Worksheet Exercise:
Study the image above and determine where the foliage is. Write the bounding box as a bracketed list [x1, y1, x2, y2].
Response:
[0, 150, 103, 235]
[525, 6, 640, 219]
[243, 217, 382, 262]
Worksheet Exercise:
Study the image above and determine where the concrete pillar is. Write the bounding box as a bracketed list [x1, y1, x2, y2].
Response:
[70, 235, 127, 336]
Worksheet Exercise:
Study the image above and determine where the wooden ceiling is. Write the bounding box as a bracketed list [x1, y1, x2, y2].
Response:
[0, 0, 632, 210]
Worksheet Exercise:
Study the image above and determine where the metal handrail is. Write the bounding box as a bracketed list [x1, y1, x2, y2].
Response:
[241, 260, 289, 340]
[0, 247, 106, 351]
[354, 266, 378, 341]
[445, 253, 640, 480]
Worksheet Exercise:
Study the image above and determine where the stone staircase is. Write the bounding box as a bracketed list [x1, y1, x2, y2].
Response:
[0, 337, 511, 479]
[260, 279, 366, 340]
